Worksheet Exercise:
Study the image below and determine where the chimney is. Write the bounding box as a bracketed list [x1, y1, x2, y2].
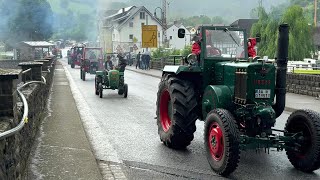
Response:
[122, 8, 125, 13]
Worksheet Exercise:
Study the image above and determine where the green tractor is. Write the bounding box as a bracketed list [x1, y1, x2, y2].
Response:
[156, 24, 320, 176]
[95, 54, 128, 98]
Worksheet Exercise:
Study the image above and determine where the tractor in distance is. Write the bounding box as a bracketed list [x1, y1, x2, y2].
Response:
[70, 45, 84, 68]
[156, 24, 320, 176]
[80, 47, 104, 81]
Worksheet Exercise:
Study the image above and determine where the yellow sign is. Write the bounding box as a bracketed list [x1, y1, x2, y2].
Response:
[142, 25, 158, 48]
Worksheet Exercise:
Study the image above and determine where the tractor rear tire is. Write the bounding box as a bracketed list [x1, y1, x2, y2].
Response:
[71, 63, 75, 68]
[204, 109, 240, 176]
[99, 83, 103, 98]
[82, 70, 86, 81]
[156, 74, 198, 149]
[285, 109, 320, 172]
[95, 77, 100, 95]
[123, 84, 128, 98]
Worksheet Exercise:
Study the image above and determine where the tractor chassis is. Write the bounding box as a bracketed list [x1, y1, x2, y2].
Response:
[240, 131, 302, 153]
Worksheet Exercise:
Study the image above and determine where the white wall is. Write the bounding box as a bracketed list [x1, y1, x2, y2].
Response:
[167, 25, 191, 50]
[111, 8, 163, 53]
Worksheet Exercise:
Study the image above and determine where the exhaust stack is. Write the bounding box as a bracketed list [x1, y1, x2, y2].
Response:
[272, 24, 289, 118]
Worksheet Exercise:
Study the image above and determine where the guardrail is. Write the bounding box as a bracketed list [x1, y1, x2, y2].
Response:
[289, 66, 320, 75]
[0, 76, 46, 140]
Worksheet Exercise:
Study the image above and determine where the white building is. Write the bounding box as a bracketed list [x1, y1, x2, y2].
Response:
[166, 23, 191, 50]
[100, 6, 163, 53]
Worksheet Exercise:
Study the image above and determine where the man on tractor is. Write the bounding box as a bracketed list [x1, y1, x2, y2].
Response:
[105, 55, 114, 71]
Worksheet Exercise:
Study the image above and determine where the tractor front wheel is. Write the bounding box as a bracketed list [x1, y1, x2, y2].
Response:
[71, 62, 75, 68]
[285, 109, 320, 172]
[156, 74, 198, 149]
[99, 83, 103, 98]
[123, 84, 128, 98]
[204, 109, 240, 176]
[82, 69, 86, 81]
[80, 69, 83, 79]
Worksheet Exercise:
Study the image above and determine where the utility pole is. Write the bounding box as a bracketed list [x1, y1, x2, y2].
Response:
[315, 0, 318, 27]
[162, 0, 167, 47]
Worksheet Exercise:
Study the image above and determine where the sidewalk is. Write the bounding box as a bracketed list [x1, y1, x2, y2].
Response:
[126, 66, 320, 113]
[26, 62, 103, 179]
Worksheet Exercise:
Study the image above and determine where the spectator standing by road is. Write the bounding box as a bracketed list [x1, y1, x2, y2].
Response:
[145, 50, 151, 70]
[136, 52, 141, 69]
[141, 51, 146, 70]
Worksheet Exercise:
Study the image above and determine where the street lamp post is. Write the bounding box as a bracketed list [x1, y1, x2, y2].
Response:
[154, 7, 167, 48]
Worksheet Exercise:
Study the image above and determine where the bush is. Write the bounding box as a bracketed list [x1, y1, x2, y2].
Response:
[152, 47, 181, 59]
[181, 45, 192, 56]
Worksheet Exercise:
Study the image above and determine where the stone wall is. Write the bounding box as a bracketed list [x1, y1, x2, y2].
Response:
[286, 73, 320, 97]
[0, 57, 55, 179]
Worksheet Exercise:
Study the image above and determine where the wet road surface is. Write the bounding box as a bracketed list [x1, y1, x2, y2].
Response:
[60, 56, 320, 180]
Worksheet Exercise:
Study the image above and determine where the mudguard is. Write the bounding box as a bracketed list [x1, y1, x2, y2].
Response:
[202, 85, 233, 119]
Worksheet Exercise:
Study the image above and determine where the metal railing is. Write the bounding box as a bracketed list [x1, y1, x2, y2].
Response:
[0, 76, 46, 140]
[21, 68, 32, 83]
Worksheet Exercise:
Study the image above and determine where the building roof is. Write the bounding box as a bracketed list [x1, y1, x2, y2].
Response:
[230, 19, 258, 36]
[105, 6, 162, 30]
[21, 41, 54, 47]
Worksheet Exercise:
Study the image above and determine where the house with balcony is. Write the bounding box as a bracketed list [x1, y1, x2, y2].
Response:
[98, 6, 163, 54]
[166, 22, 191, 50]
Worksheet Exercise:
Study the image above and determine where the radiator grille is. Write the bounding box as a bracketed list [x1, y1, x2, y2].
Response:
[235, 68, 247, 104]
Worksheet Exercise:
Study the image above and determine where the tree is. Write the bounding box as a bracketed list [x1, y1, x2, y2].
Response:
[251, 5, 313, 61]
[3, 0, 53, 46]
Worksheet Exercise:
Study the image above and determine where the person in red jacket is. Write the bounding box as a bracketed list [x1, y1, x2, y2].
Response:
[248, 38, 257, 57]
[191, 35, 201, 55]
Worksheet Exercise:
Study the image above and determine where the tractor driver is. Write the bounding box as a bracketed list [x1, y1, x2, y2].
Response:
[105, 55, 114, 71]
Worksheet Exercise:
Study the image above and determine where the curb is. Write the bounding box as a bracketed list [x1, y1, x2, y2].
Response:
[127, 67, 298, 113]
[126, 68, 162, 79]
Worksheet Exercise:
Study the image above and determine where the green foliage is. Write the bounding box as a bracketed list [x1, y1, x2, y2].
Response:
[152, 47, 181, 59]
[181, 45, 192, 56]
[251, 5, 313, 61]
[0, 0, 53, 45]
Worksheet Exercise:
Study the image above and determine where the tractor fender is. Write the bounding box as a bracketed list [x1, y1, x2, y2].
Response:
[202, 85, 233, 119]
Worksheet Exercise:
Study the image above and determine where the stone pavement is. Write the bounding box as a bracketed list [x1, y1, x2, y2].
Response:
[125, 66, 320, 113]
[25, 62, 123, 180]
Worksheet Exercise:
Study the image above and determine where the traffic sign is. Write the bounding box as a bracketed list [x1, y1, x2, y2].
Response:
[133, 44, 138, 50]
[142, 25, 158, 48]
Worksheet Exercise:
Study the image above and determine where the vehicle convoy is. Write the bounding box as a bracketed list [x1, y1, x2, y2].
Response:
[70, 45, 84, 68]
[156, 24, 320, 176]
[80, 47, 104, 81]
[95, 53, 128, 98]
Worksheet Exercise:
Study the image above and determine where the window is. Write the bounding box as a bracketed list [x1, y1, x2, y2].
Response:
[158, 32, 160, 37]
[140, 12, 145, 19]
[129, 22, 133, 27]
[129, 34, 133, 40]
[170, 36, 172, 40]
[112, 34, 115, 40]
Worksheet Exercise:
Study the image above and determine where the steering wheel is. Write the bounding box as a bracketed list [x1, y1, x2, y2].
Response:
[185, 54, 198, 65]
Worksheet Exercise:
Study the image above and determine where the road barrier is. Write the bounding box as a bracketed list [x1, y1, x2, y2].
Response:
[0, 56, 56, 179]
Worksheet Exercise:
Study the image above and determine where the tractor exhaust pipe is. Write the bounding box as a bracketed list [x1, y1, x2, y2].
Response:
[273, 24, 289, 118]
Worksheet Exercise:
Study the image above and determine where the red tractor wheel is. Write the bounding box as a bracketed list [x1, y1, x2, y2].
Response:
[285, 109, 320, 172]
[204, 109, 240, 176]
[156, 74, 198, 149]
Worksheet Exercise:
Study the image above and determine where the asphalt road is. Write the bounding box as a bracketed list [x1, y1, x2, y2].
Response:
[60, 56, 320, 180]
